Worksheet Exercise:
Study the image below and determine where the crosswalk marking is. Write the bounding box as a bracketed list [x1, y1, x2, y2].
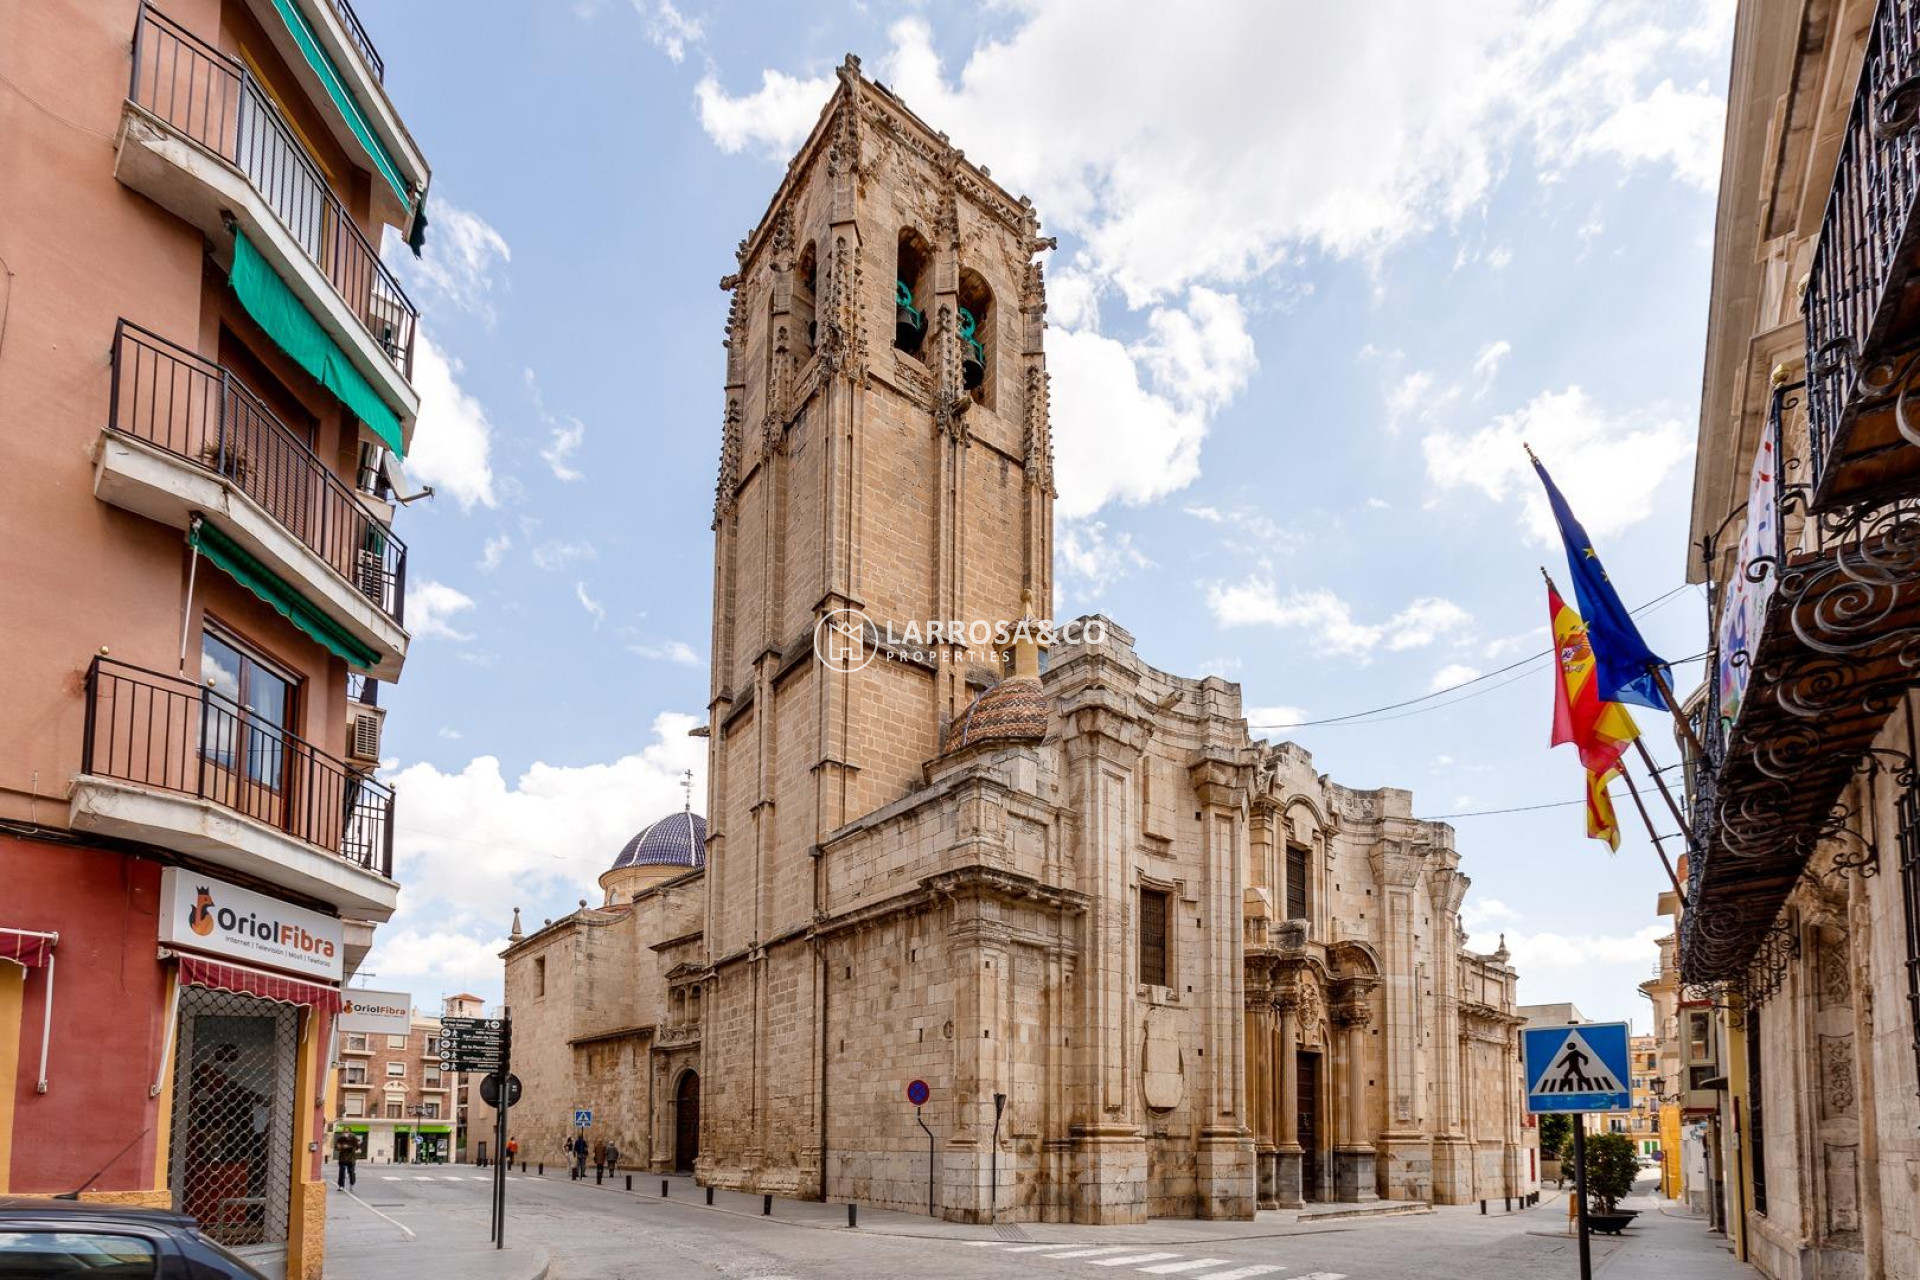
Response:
[1039, 1247, 1139, 1259]
[380, 1176, 400, 1181]
[1190, 1268, 1292, 1280]
[1002, 1244, 1071, 1252]
[412, 1176, 435, 1181]
[1137, 1261, 1234, 1275]
[1090, 1255, 1181, 1268]
[1288, 1274, 1347, 1280]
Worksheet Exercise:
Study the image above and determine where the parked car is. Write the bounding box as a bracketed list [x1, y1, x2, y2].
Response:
[0, 1197, 269, 1278]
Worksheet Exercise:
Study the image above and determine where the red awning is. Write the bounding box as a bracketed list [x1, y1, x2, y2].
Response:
[0, 928, 56, 969]
[175, 952, 342, 1014]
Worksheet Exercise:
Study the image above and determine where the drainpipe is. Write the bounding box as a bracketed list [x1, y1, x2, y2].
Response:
[989, 1093, 1006, 1223]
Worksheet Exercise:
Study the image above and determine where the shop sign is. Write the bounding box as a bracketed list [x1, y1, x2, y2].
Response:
[339, 989, 413, 1035]
[158, 867, 343, 981]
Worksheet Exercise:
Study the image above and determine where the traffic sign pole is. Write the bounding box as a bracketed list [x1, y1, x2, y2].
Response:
[493, 1014, 512, 1250]
[1572, 1111, 1591, 1280]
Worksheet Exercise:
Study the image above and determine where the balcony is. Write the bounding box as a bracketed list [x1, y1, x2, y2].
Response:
[115, 5, 418, 431]
[322, 0, 385, 83]
[98, 321, 408, 679]
[70, 656, 398, 920]
[1804, 0, 1920, 510]
[1682, 378, 1920, 987]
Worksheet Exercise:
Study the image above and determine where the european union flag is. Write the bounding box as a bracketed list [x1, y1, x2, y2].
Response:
[1532, 454, 1671, 711]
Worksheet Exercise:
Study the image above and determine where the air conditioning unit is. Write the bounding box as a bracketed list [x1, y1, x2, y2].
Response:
[347, 704, 386, 767]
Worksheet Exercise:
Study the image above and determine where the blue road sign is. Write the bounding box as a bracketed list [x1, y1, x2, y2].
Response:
[1523, 1021, 1632, 1113]
[574, 1108, 593, 1128]
[906, 1079, 930, 1106]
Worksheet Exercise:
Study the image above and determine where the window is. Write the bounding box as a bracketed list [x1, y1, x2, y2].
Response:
[200, 629, 295, 789]
[1138, 887, 1170, 987]
[424, 1071, 442, 1089]
[422, 1103, 440, 1119]
[424, 1037, 439, 1056]
[534, 956, 547, 998]
[1685, 1010, 1714, 1064]
[344, 1066, 366, 1085]
[1285, 844, 1311, 922]
[894, 228, 932, 358]
[385, 1103, 403, 1119]
[0, 1232, 158, 1276]
[795, 241, 817, 357]
[346, 1033, 368, 1052]
[344, 1096, 364, 1117]
[386, 1062, 405, 1078]
[1747, 1006, 1767, 1216]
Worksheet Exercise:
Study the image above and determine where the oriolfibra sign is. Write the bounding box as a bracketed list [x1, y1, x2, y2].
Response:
[339, 989, 414, 1036]
[158, 866, 344, 982]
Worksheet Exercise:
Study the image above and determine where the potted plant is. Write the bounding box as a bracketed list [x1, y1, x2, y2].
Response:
[1581, 1131, 1642, 1234]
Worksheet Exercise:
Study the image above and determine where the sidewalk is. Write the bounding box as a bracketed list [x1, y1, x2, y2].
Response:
[325, 1178, 549, 1280]
[1590, 1179, 1753, 1277]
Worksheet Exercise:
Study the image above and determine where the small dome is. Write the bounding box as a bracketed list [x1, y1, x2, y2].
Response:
[944, 675, 1049, 753]
[611, 811, 707, 871]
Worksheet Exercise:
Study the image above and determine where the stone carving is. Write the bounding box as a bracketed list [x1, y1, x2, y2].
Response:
[1823, 1143, 1861, 1237]
[1141, 1007, 1185, 1111]
[1819, 1033, 1857, 1116]
[1819, 934, 1852, 1006]
[713, 394, 743, 528]
[1023, 364, 1055, 495]
[818, 234, 867, 385]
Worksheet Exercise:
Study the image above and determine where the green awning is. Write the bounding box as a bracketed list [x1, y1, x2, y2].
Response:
[192, 521, 381, 670]
[267, 0, 410, 209]
[229, 230, 405, 458]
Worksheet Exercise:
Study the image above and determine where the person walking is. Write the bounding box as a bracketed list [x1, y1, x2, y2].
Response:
[592, 1138, 607, 1179]
[332, 1128, 359, 1191]
[605, 1139, 621, 1173]
[572, 1133, 589, 1179]
[506, 1136, 519, 1169]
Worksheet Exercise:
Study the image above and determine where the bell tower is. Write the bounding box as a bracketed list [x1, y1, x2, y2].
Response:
[700, 56, 1056, 1196]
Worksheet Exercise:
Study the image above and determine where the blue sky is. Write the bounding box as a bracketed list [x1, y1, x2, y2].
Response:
[357, 0, 1731, 1030]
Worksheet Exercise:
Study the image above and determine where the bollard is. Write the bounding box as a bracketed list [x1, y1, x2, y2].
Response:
[626, 1175, 632, 1192]
[1480, 1199, 1487, 1215]
[848, 1203, 858, 1229]
[662, 1180, 669, 1198]
[763, 1194, 773, 1216]
[1505, 1197, 1512, 1212]
[521, 1162, 527, 1173]
[706, 1186, 715, 1206]
[537, 1163, 544, 1176]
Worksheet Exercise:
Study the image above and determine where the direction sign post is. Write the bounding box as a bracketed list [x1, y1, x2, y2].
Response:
[1523, 1020, 1630, 1280]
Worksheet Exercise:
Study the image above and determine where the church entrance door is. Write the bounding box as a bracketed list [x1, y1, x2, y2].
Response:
[674, 1071, 701, 1173]
[1297, 1051, 1321, 1201]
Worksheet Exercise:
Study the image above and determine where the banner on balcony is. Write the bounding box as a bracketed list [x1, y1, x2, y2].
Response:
[1716, 430, 1778, 728]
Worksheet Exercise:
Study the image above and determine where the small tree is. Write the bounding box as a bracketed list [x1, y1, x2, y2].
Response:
[1538, 1114, 1571, 1161]
[1582, 1131, 1640, 1215]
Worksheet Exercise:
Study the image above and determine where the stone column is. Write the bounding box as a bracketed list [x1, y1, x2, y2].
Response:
[1332, 988, 1377, 1203]
[1274, 994, 1304, 1208]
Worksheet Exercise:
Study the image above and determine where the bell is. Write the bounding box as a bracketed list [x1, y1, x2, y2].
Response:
[959, 305, 985, 391]
[895, 280, 925, 353]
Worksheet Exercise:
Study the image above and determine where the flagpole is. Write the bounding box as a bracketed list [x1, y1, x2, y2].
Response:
[1615, 761, 1687, 906]
[1647, 663, 1706, 760]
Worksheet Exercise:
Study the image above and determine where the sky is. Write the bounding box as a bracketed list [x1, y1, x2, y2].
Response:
[355, 0, 1732, 1032]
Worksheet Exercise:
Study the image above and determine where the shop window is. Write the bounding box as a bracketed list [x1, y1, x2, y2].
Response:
[895, 228, 932, 358]
[794, 241, 818, 358]
[169, 986, 296, 1252]
[1285, 844, 1311, 923]
[1139, 887, 1170, 987]
[956, 268, 993, 406]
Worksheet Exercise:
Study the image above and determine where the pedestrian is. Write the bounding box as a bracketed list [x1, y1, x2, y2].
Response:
[592, 1138, 607, 1178]
[332, 1127, 359, 1191]
[605, 1139, 620, 1173]
[573, 1133, 589, 1179]
[506, 1136, 519, 1168]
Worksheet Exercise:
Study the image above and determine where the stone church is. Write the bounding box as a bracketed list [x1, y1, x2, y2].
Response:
[501, 56, 1529, 1222]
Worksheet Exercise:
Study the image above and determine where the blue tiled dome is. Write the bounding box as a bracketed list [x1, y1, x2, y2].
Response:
[611, 811, 706, 871]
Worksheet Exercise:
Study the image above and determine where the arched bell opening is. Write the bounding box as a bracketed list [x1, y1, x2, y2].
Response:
[895, 228, 932, 358]
[794, 241, 818, 358]
[957, 268, 993, 406]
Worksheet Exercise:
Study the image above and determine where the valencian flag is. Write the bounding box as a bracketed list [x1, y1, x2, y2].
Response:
[1532, 453, 1672, 711]
[1549, 574, 1640, 851]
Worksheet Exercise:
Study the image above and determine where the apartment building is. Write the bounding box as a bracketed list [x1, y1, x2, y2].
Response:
[0, 1, 429, 1275]
[335, 1009, 453, 1164]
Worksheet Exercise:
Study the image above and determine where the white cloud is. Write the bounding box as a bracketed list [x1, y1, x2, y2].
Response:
[629, 640, 702, 666]
[1423, 385, 1693, 543]
[634, 0, 702, 62]
[1207, 580, 1471, 658]
[437, 727, 464, 740]
[1057, 518, 1152, 598]
[1468, 921, 1670, 971]
[371, 714, 708, 1001]
[478, 533, 511, 571]
[406, 580, 477, 642]
[407, 335, 497, 511]
[526, 369, 587, 482]
[532, 539, 597, 571]
[1184, 503, 1302, 553]
[1385, 371, 1437, 433]
[1246, 704, 1310, 729]
[1471, 339, 1513, 393]
[574, 581, 606, 627]
[1572, 78, 1725, 191]
[1049, 287, 1257, 516]
[407, 202, 511, 323]
[695, 67, 833, 156]
[1431, 662, 1483, 692]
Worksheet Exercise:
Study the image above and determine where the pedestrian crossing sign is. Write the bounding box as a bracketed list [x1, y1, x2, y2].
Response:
[1523, 1021, 1631, 1113]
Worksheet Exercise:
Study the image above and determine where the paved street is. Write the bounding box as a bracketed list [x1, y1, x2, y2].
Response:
[324, 1166, 1753, 1280]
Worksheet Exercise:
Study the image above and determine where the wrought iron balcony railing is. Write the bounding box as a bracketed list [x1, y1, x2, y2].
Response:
[128, 5, 417, 379]
[1804, 0, 1920, 510]
[1685, 376, 1920, 991]
[82, 656, 395, 878]
[110, 320, 407, 626]
[325, 0, 386, 82]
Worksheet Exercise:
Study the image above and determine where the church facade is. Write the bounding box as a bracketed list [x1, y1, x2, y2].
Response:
[501, 57, 1529, 1223]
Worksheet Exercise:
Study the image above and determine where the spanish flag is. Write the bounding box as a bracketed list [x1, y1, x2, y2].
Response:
[1548, 573, 1639, 850]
